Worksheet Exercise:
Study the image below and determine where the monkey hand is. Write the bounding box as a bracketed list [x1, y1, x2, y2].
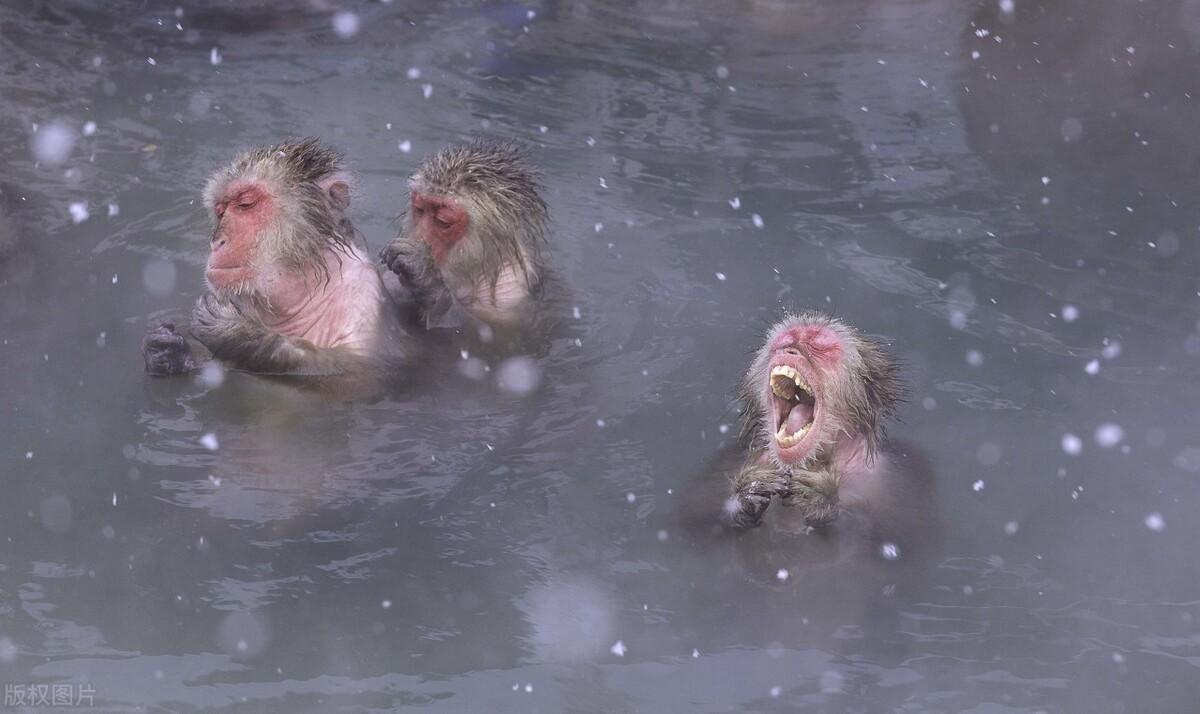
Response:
[725, 459, 791, 529]
[725, 489, 772, 529]
[782, 469, 840, 528]
[142, 323, 196, 376]
[380, 238, 452, 316]
[379, 238, 426, 283]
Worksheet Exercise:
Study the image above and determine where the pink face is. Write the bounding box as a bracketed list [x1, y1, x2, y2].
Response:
[764, 323, 844, 465]
[206, 183, 273, 289]
[411, 191, 468, 264]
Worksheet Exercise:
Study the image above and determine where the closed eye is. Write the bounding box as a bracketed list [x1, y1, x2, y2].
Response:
[434, 218, 451, 229]
[233, 191, 259, 210]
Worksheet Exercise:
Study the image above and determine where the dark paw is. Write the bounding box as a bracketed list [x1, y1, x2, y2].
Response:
[142, 323, 195, 376]
[723, 490, 772, 529]
[379, 240, 419, 281]
[789, 491, 839, 528]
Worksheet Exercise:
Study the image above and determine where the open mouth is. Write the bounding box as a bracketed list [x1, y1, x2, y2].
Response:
[769, 364, 816, 448]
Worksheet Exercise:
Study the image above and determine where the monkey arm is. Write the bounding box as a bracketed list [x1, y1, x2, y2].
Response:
[190, 292, 368, 377]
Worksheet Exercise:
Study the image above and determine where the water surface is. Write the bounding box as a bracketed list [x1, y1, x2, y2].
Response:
[2, 0, 1199, 711]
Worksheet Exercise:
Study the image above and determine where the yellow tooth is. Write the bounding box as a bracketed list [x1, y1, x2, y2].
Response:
[771, 380, 789, 399]
[772, 365, 810, 396]
[775, 422, 810, 447]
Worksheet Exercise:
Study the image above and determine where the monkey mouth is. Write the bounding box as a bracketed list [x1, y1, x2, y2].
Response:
[769, 364, 817, 452]
[205, 264, 249, 289]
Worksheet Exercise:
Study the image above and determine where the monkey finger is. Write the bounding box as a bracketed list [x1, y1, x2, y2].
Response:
[379, 243, 409, 270]
[143, 342, 195, 375]
[142, 332, 187, 351]
[145, 324, 179, 339]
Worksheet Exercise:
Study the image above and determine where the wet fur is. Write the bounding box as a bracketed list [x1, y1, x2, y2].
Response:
[144, 138, 398, 381]
[381, 139, 549, 326]
[730, 312, 902, 528]
[203, 137, 357, 299]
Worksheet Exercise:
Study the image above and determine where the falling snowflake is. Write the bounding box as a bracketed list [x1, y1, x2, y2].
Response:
[1061, 433, 1082, 455]
[332, 11, 360, 38]
[1094, 423, 1124, 449]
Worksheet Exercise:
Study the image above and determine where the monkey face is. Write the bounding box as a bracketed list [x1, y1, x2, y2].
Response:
[410, 191, 468, 265]
[759, 319, 851, 467]
[743, 312, 899, 475]
[206, 182, 274, 292]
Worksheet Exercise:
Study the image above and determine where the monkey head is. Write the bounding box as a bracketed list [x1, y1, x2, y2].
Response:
[742, 313, 900, 470]
[408, 190, 469, 265]
[202, 137, 353, 301]
[406, 140, 548, 292]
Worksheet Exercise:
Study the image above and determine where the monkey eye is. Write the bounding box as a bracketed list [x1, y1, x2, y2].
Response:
[231, 189, 261, 210]
[434, 217, 452, 230]
[781, 347, 802, 356]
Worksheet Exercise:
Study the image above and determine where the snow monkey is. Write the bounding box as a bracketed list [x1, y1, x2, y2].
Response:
[379, 139, 549, 331]
[142, 138, 409, 380]
[726, 312, 902, 529]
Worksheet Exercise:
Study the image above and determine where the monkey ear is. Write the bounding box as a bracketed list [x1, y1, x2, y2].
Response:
[319, 176, 351, 210]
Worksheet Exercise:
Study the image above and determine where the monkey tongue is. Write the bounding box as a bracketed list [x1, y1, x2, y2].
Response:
[784, 402, 814, 434]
